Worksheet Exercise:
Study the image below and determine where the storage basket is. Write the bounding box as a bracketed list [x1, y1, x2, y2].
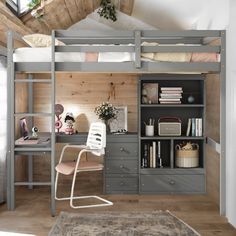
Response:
[175, 144, 199, 168]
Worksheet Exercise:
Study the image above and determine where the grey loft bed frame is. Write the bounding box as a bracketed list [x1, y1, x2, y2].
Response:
[6, 29, 226, 216]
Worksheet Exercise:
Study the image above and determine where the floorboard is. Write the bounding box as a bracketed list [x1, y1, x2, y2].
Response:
[0, 188, 235, 236]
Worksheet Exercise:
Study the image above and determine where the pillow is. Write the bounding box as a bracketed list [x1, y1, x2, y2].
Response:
[23, 34, 65, 47]
[141, 42, 159, 60]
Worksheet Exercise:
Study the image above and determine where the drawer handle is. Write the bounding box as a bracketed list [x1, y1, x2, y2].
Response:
[169, 180, 175, 185]
[120, 165, 124, 169]
[120, 147, 125, 152]
[120, 182, 125, 186]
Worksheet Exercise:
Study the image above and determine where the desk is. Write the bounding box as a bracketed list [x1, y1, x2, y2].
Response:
[10, 132, 138, 216]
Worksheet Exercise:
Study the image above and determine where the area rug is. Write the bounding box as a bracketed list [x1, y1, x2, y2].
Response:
[49, 211, 200, 236]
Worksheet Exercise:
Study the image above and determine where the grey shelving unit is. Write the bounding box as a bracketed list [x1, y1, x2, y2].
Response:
[139, 74, 206, 194]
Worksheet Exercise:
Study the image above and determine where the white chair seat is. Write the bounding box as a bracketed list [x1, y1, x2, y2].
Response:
[56, 161, 104, 175]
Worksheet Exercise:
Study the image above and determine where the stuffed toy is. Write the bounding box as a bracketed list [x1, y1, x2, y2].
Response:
[64, 112, 75, 135]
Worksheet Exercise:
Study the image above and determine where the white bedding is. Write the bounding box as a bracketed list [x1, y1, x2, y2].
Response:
[13, 47, 135, 62]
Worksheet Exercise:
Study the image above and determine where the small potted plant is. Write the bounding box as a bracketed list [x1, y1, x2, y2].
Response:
[94, 102, 117, 133]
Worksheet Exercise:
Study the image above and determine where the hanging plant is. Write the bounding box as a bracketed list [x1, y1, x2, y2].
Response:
[27, 0, 41, 9]
[97, 0, 117, 22]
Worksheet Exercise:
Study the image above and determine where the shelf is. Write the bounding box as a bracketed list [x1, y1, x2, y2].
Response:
[140, 104, 205, 108]
[140, 136, 205, 140]
[14, 147, 52, 152]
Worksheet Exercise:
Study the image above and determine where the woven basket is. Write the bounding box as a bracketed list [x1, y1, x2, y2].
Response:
[175, 144, 199, 168]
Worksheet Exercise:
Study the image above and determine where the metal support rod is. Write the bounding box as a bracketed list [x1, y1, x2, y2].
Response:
[28, 74, 34, 190]
[220, 30, 226, 215]
[51, 30, 56, 216]
[135, 31, 141, 68]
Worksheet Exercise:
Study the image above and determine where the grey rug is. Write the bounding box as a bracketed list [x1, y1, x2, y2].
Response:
[49, 211, 200, 236]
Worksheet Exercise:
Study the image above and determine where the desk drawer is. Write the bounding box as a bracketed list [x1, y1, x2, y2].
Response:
[106, 177, 138, 192]
[106, 160, 138, 174]
[140, 174, 205, 193]
[106, 143, 138, 158]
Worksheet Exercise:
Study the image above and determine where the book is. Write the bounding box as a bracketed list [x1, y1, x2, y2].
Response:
[196, 118, 199, 136]
[142, 83, 159, 104]
[15, 137, 39, 145]
[161, 87, 183, 91]
[159, 98, 181, 102]
[160, 101, 181, 104]
[160, 94, 182, 98]
[191, 118, 196, 136]
[199, 118, 203, 136]
[150, 146, 153, 168]
[186, 118, 192, 136]
[152, 141, 156, 168]
[157, 141, 163, 168]
[159, 90, 183, 94]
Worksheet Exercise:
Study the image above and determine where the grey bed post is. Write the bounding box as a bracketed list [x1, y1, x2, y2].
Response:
[220, 30, 226, 215]
[135, 31, 141, 68]
[7, 31, 15, 210]
[51, 30, 56, 216]
[28, 74, 34, 190]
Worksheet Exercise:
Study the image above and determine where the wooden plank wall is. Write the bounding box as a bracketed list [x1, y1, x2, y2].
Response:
[32, 73, 138, 184]
[205, 73, 220, 205]
[21, 0, 134, 34]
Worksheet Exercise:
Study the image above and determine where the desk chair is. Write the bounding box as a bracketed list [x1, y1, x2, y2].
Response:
[55, 122, 113, 209]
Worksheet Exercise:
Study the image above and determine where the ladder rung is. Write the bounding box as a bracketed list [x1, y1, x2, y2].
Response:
[14, 147, 52, 152]
[14, 182, 51, 186]
[14, 113, 52, 117]
[14, 79, 52, 83]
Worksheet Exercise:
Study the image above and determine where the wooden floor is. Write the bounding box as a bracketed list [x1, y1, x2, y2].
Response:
[0, 187, 235, 236]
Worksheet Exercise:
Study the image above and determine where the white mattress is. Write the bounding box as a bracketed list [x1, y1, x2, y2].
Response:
[13, 47, 135, 62]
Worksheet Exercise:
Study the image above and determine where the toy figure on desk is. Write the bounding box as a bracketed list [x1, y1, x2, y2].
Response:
[64, 112, 75, 135]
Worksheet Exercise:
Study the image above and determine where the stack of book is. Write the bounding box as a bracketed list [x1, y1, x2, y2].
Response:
[159, 87, 183, 104]
[186, 118, 203, 136]
[141, 141, 163, 168]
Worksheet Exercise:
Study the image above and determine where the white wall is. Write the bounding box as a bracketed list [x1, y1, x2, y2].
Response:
[226, 0, 236, 228]
[132, 0, 229, 30]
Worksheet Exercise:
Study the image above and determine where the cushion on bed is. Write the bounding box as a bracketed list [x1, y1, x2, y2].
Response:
[153, 52, 192, 62]
[191, 53, 219, 62]
[141, 42, 159, 60]
[23, 34, 65, 47]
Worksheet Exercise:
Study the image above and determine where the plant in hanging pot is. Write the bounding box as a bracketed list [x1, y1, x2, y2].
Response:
[97, 0, 117, 21]
[94, 102, 117, 133]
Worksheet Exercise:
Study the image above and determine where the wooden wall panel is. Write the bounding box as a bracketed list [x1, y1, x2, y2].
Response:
[32, 73, 138, 183]
[205, 73, 220, 205]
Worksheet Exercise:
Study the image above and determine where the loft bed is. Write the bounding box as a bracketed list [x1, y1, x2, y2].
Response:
[8, 30, 223, 73]
[7, 29, 226, 217]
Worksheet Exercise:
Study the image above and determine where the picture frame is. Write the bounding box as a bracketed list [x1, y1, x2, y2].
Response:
[142, 83, 159, 104]
[110, 106, 128, 133]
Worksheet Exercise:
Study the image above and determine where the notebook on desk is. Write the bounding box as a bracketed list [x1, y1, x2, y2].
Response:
[15, 137, 39, 145]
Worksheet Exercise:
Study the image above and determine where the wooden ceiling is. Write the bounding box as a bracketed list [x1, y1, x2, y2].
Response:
[0, 0, 134, 47]
[21, 0, 135, 34]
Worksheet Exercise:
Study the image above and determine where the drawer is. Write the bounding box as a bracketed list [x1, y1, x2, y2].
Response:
[140, 174, 205, 193]
[106, 160, 138, 174]
[106, 177, 138, 192]
[106, 142, 138, 158]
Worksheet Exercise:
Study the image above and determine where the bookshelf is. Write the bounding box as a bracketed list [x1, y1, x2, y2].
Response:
[139, 74, 206, 194]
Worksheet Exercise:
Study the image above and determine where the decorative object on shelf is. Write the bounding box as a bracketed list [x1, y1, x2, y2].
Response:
[32, 126, 39, 138]
[187, 95, 195, 104]
[175, 142, 199, 168]
[55, 104, 64, 133]
[97, 0, 117, 22]
[64, 112, 75, 135]
[94, 102, 117, 133]
[142, 83, 159, 104]
[110, 106, 128, 133]
[144, 118, 155, 136]
[158, 117, 181, 136]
